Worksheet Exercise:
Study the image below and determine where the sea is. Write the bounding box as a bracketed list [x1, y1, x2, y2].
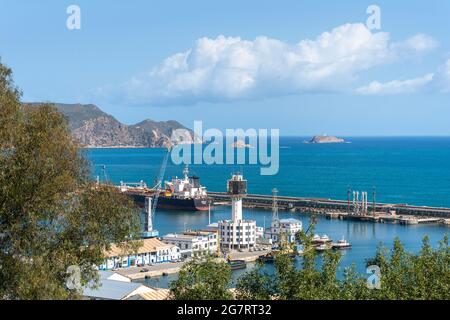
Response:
[84, 137, 450, 287]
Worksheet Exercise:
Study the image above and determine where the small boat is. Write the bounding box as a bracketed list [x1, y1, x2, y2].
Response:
[312, 234, 332, 244]
[331, 237, 352, 249]
[315, 244, 332, 252]
[258, 254, 275, 263]
[258, 252, 296, 262]
[228, 259, 247, 270]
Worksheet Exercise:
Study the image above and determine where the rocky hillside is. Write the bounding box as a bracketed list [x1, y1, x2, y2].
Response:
[26, 103, 197, 148]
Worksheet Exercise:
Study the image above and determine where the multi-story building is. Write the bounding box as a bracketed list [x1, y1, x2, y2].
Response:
[161, 230, 218, 259]
[264, 218, 302, 244]
[218, 174, 257, 251]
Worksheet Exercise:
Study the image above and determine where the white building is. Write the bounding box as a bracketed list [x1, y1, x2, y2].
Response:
[162, 230, 218, 259]
[264, 218, 302, 244]
[264, 188, 302, 245]
[218, 174, 257, 250]
[99, 238, 180, 270]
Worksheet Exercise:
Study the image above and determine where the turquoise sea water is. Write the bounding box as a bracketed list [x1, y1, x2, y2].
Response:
[85, 137, 450, 207]
[84, 137, 450, 287]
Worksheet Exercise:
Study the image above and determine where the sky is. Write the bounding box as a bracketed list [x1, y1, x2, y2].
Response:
[1, 0, 450, 136]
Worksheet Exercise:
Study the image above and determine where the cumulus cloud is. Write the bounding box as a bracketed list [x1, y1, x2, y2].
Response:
[357, 59, 450, 95]
[101, 23, 438, 106]
[391, 33, 439, 55]
[356, 74, 434, 95]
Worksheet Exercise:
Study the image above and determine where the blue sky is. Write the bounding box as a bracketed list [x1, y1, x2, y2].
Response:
[1, 0, 450, 136]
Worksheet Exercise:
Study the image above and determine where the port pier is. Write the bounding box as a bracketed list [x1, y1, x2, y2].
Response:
[118, 186, 450, 225]
[208, 192, 450, 224]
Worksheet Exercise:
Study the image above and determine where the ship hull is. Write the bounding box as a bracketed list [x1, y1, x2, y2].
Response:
[129, 193, 213, 211]
[157, 196, 213, 211]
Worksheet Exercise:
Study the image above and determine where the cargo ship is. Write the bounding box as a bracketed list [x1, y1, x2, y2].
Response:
[156, 166, 213, 211]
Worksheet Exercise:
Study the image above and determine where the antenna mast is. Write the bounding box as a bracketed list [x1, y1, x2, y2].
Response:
[272, 188, 279, 222]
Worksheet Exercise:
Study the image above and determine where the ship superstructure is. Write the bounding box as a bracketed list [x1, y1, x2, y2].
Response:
[157, 166, 213, 211]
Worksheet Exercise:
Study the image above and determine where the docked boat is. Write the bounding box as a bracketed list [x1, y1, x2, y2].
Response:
[258, 253, 275, 263]
[227, 259, 247, 270]
[156, 166, 213, 211]
[257, 252, 296, 263]
[331, 237, 352, 249]
[315, 243, 332, 252]
[312, 234, 332, 244]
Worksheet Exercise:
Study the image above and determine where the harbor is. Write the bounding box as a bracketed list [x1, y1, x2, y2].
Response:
[98, 170, 449, 287]
[86, 140, 450, 288]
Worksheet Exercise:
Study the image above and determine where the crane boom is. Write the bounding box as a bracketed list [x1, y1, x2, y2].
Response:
[151, 146, 171, 218]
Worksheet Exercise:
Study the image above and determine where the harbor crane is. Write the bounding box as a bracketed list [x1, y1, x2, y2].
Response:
[142, 145, 172, 238]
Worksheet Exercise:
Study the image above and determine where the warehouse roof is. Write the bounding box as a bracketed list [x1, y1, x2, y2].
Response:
[104, 238, 175, 258]
[83, 279, 148, 300]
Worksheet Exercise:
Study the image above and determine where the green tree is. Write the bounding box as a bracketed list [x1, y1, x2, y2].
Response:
[236, 223, 449, 300]
[235, 262, 275, 300]
[0, 61, 141, 299]
[169, 255, 233, 300]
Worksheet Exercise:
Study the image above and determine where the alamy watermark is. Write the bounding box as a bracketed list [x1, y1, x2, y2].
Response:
[64, 4, 380, 32]
[66, 5, 81, 30]
[366, 265, 381, 289]
[170, 121, 279, 176]
[65, 265, 82, 291]
[366, 4, 381, 30]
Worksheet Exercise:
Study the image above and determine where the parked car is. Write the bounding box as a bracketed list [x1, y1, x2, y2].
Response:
[140, 268, 149, 273]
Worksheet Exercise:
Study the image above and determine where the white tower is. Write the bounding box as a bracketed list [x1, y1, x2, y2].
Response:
[219, 174, 256, 251]
[141, 197, 159, 238]
[145, 197, 153, 232]
[228, 174, 247, 222]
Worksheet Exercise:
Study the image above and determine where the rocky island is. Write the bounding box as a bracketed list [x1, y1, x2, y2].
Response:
[305, 135, 346, 144]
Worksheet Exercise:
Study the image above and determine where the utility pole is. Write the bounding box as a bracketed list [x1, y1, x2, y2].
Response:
[347, 187, 351, 213]
[101, 165, 109, 184]
[372, 186, 377, 216]
[208, 203, 211, 225]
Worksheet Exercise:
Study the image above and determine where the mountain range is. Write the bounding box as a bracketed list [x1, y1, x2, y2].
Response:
[26, 103, 196, 148]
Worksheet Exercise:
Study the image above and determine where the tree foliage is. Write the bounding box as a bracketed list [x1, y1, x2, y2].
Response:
[169, 255, 233, 300]
[0, 61, 141, 299]
[235, 222, 449, 300]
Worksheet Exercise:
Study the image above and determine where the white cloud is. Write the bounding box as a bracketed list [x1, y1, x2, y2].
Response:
[356, 74, 434, 95]
[356, 58, 450, 95]
[103, 23, 438, 106]
[391, 33, 439, 55]
[432, 59, 450, 93]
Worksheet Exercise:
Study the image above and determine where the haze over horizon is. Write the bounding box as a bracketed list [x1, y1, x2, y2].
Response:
[1, 0, 450, 136]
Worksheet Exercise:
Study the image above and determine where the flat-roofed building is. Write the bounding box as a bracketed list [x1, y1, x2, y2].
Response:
[264, 218, 302, 244]
[162, 230, 218, 259]
[99, 238, 180, 270]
